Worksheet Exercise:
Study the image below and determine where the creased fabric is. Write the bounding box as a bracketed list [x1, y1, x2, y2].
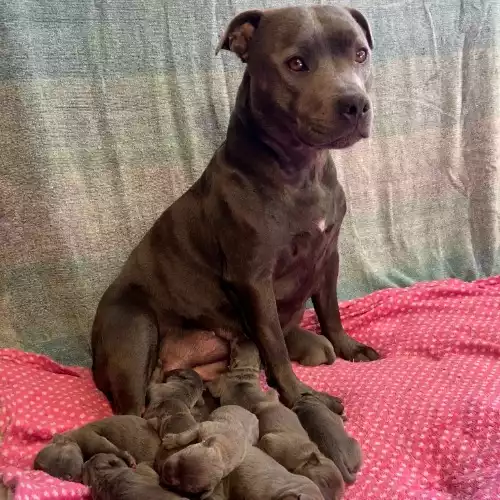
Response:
[0, 0, 499, 364]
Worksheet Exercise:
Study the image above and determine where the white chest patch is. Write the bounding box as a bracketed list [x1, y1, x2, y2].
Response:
[317, 218, 326, 232]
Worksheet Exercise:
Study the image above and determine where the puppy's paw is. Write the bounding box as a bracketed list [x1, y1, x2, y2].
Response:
[161, 434, 179, 450]
[118, 451, 136, 468]
[333, 332, 379, 362]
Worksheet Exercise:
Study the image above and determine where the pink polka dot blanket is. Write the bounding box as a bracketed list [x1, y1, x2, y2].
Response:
[1, 277, 500, 500]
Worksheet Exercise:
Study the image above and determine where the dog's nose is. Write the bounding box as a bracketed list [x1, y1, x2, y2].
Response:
[337, 94, 370, 123]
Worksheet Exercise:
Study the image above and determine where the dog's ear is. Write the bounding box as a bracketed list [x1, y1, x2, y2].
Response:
[146, 417, 160, 432]
[52, 434, 72, 445]
[216, 10, 264, 62]
[347, 8, 373, 49]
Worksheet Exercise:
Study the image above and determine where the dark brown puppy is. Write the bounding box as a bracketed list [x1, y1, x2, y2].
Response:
[34, 415, 160, 482]
[294, 394, 363, 484]
[210, 340, 345, 499]
[143, 369, 204, 434]
[209, 446, 324, 500]
[143, 369, 207, 476]
[82, 453, 186, 500]
[91, 5, 379, 420]
[158, 405, 258, 498]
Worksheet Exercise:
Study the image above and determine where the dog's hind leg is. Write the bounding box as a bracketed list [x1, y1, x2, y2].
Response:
[91, 285, 159, 416]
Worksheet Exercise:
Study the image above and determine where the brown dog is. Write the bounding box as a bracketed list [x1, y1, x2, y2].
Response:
[91, 5, 379, 426]
[210, 340, 345, 499]
[157, 405, 258, 498]
[210, 446, 324, 500]
[34, 415, 160, 482]
[293, 394, 363, 484]
[82, 453, 186, 500]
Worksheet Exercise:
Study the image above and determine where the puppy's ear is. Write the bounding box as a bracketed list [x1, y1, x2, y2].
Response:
[216, 10, 264, 62]
[347, 8, 373, 49]
[146, 417, 159, 432]
[52, 434, 71, 445]
[307, 451, 322, 466]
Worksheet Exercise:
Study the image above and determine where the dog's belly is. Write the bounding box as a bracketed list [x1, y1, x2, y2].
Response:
[158, 328, 231, 382]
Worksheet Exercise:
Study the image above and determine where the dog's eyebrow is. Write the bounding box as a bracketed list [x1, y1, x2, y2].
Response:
[327, 29, 359, 53]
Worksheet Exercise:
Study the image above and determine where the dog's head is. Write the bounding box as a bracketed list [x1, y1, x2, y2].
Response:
[82, 453, 127, 486]
[144, 368, 204, 418]
[218, 6, 373, 150]
[33, 435, 84, 482]
[160, 437, 224, 497]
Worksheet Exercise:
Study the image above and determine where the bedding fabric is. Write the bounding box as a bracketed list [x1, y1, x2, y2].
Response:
[1, 0, 499, 366]
[1, 277, 500, 499]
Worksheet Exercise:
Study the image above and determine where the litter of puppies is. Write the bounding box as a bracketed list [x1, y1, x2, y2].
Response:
[34, 342, 361, 499]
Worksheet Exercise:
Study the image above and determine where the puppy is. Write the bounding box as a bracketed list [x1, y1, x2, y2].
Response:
[210, 339, 344, 499]
[143, 369, 205, 437]
[34, 415, 160, 482]
[293, 394, 362, 484]
[83, 453, 186, 500]
[143, 368, 211, 477]
[210, 446, 324, 500]
[158, 405, 258, 498]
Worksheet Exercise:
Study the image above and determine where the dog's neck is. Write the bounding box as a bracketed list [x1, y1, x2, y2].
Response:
[225, 71, 328, 178]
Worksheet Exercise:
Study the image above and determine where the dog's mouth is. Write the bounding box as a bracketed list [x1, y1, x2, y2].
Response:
[301, 120, 370, 149]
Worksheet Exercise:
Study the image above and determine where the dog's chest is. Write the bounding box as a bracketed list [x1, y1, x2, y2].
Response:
[283, 168, 345, 246]
[272, 171, 345, 307]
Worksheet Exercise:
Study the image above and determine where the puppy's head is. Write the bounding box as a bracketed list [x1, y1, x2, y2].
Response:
[296, 453, 345, 500]
[229, 339, 261, 373]
[160, 438, 224, 495]
[218, 6, 373, 150]
[82, 453, 127, 486]
[33, 435, 84, 482]
[145, 369, 204, 417]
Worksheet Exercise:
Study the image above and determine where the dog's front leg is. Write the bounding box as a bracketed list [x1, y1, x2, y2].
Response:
[226, 278, 343, 413]
[312, 250, 379, 361]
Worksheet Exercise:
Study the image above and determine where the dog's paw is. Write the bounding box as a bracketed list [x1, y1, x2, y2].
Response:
[118, 451, 136, 468]
[161, 434, 179, 450]
[286, 328, 335, 367]
[297, 386, 344, 416]
[333, 332, 379, 362]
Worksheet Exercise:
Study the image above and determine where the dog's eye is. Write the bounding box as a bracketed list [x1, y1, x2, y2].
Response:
[287, 57, 308, 72]
[355, 49, 367, 63]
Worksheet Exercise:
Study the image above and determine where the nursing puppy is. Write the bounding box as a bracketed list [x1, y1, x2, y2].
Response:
[143, 368, 204, 420]
[158, 405, 258, 498]
[34, 415, 160, 482]
[83, 453, 186, 500]
[210, 446, 324, 500]
[146, 370, 208, 477]
[210, 339, 345, 499]
[294, 394, 362, 484]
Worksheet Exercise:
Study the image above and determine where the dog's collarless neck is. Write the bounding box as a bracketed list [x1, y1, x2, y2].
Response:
[224, 71, 328, 179]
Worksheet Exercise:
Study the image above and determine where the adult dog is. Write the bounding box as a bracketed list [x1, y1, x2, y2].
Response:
[91, 5, 379, 417]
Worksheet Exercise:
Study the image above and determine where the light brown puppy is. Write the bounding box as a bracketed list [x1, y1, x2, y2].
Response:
[158, 405, 259, 498]
[83, 453, 186, 500]
[145, 370, 207, 476]
[34, 415, 160, 482]
[209, 446, 324, 500]
[209, 339, 344, 499]
[143, 369, 204, 430]
[293, 394, 363, 484]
